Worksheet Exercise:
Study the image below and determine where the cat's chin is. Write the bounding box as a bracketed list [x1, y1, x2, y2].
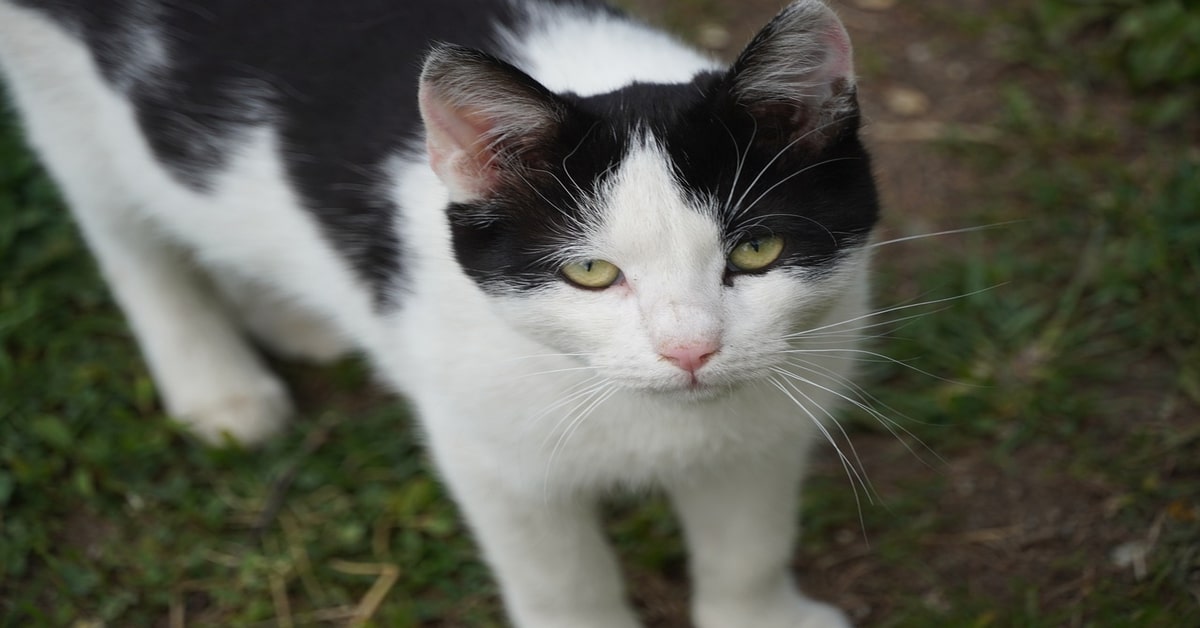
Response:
[631, 378, 743, 403]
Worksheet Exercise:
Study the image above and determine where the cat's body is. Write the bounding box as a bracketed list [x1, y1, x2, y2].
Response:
[0, 0, 878, 625]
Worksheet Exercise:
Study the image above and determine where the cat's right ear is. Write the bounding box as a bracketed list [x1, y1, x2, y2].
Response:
[721, 0, 859, 153]
[418, 44, 567, 201]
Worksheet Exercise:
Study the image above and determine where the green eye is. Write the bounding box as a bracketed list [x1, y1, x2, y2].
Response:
[562, 259, 622, 289]
[728, 235, 785, 272]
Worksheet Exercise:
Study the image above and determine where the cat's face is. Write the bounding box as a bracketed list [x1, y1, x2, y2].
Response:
[419, 1, 878, 396]
[484, 132, 873, 397]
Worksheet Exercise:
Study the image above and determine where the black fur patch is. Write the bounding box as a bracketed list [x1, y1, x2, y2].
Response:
[16, 0, 601, 307]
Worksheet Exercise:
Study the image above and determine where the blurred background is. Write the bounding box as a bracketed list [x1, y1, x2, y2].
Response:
[1, 0, 1197, 625]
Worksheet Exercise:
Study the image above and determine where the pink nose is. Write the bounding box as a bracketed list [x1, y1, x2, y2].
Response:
[659, 342, 720, 374]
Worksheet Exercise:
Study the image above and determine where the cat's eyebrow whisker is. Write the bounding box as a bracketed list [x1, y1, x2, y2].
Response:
[868, 220, 1025, 249]
[718, 115, 754, 216]
[559, 120, 600, 199]
[533, 167, 583, 204]
[726, 212, 803, 244]
[512, 169, 593, 236]
[737, 157, 861, 229]
[767, 376, 871, 534]
[729, 114, 852, 218]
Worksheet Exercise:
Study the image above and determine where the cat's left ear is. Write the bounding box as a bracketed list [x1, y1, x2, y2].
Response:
[722, 0, 858, 151]
[418, 44, 567, 201]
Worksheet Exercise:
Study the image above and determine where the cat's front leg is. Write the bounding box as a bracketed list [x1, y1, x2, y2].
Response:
[431, 449, 640, 628]
[667, 454, 851, 628]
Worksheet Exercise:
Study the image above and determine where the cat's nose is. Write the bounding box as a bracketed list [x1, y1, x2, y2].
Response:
[659, 341, 719, 374]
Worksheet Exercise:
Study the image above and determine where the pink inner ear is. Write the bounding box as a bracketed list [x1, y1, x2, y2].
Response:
[418, 86, 500, 198]
[818, 19, 854, 84]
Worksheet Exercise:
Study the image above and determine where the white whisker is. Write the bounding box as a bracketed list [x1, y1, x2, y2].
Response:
[770, 368, 874, 490]
[729, 115, 854, 218]
[776, 361, 943, 467]
[531, 376, 611, 435]
[560, 120, 600, 199]
[542, 383, 619, 500]
[781, 347, 972, 386]
[785, 307, 946, 341]
[513, 364, 600, 380]
[869, 221, 1024, 249]
[719, 115, 755, 215]
[789, 285, 1004, 338]
[501, 351, 598, 363]
[738, 157, 861, 226]
[768, 376, 871, 533]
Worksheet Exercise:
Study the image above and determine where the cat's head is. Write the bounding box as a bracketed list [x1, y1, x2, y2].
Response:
[418, 0, 878, 397]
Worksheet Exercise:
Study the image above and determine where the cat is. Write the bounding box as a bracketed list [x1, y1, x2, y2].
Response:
[0, 0, 879, 626]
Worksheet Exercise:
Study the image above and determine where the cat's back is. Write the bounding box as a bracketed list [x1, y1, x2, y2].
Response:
[0, 0, 624, 308]
[0, 0, 538, 183]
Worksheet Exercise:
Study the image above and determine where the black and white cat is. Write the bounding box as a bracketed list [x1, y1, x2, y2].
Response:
[0, 0, 879, 625]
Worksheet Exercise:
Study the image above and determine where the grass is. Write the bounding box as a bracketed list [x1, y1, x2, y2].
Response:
[2, 0, 1199, 625]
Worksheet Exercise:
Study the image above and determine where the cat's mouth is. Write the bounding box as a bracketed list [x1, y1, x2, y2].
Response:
[625, 371, 743, 402]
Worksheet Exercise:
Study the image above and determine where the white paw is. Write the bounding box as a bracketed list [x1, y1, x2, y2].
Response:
[696, 594, 852, 628]
[172, 376, 293, 446]
[512, 609, 641, 628]
[789, 599, 852, 628]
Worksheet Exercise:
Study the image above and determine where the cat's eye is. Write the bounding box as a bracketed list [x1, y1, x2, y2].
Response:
[561, 259, 622, 289]
[728, 235, 785, 272]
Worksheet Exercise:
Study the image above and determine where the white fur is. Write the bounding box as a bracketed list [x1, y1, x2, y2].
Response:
[501, 0, 721, 96]
[0, 1, 863, 626]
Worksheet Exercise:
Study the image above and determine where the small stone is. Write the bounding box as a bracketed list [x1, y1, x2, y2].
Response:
[946, 62, 970, 81]
[854, 0, 897, 10]
[1111, 539, 1151, 580]
[696, 23, 731, 51]
[884, 86, 931, 117]
[906, 43, 933, 65]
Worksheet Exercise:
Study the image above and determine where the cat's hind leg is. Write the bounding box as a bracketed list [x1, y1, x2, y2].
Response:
[67, 195, 292, 445]
[212, 273, 354, 365]
[58, 189, 293, 444]
[0, 5, 291, 445]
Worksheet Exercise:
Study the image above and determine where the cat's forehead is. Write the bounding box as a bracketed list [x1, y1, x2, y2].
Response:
[592, 136, 721, 269]
[572, 76, 718, 126]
